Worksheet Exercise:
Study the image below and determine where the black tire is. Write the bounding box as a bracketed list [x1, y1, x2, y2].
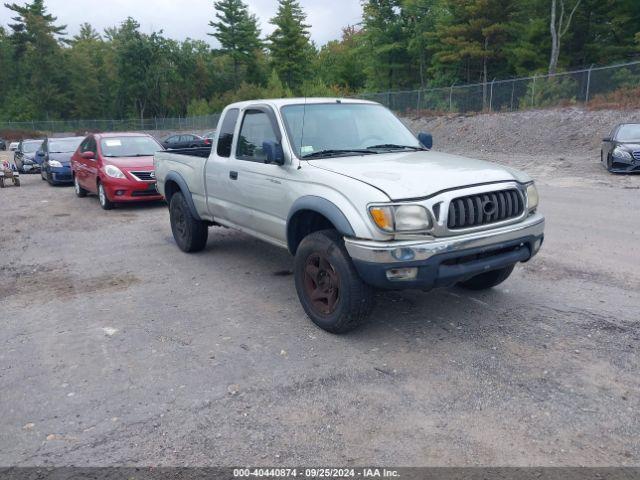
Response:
[98, 182, 114, 210]
[457, 264, 515, 291]
[294, 229, 375, 334]
[169, 191, 208, 253]
[0, 178, 4, 188]
[74, 175, 87, 198]
[14, 178, 20, 187]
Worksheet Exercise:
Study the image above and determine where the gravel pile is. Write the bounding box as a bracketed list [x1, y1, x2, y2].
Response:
[403, 107, 640, 157]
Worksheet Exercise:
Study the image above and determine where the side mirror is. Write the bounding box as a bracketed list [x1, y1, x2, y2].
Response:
[602, 137, 611, 142]
[262, 141, 285, 165]
[418, 132, 433, 150]
[81, 151, 95, 160]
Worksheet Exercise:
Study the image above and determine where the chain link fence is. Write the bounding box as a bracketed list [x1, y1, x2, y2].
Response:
[1, 61, 639, 133]
[359, 60, 640, 114]
[0, 114, 221, 134]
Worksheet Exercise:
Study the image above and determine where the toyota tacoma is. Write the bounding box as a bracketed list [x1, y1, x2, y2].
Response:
[154, 98, 545, 333]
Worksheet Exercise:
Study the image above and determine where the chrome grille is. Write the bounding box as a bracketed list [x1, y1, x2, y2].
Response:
[447, 189, 524, 230]
[632, 151, 640, 161]
[129, 171, 155, 181]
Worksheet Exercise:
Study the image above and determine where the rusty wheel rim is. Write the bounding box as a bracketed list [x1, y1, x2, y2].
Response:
[303, 253, 340, 315]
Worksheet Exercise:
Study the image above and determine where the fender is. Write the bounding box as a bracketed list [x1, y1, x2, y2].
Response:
[287, 196, 356, 253]
[164, 171, 202, 220]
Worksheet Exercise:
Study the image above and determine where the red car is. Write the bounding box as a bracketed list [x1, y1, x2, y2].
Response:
[71, 133, 164, 210]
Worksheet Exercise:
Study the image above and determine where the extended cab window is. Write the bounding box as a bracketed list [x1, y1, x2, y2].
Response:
[217, 108, 239, 158]
[236, 110, 278, 162]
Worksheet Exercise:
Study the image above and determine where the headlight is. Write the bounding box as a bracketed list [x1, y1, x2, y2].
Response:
[369, 205, 432, 233]
[104, 165, 125, 179]
[48, 160, 63, 168]
[526, 183, 539, 212]
[612, 147, 632, 160]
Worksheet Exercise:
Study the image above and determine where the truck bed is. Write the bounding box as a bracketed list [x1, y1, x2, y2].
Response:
[163, 146, 212, 158]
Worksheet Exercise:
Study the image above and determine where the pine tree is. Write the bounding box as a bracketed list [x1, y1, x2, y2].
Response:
[209, 0, 262, 86]
[361, 0, 411, 91]
[4, 0, 69, 118]
[268, 0, 312, 90]
[431, 0, 518, 106]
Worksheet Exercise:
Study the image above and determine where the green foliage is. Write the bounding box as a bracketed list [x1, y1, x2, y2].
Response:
[0, 0, 639, 122]
[268, 0, 313, 90]
[186, 98, 211, 117]
[316, 26, 367, 90]
[519, 76, 579, 108]
[209, 0, 262, 85]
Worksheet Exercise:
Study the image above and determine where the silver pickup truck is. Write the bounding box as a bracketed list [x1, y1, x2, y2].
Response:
[155, 98, 545, 333]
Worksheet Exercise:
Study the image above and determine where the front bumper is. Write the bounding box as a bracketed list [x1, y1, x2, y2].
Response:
[609, 157, 640, 173]
[49, 166, 73, 184]
[345, 213, 545, 290]
[102, 177, 163, 202]
[21, 160, 40, 173]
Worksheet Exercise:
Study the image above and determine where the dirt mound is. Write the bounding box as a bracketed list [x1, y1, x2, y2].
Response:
[403, 107, 640, 157]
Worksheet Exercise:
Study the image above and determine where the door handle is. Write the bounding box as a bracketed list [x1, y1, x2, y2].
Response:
[229, 171, 238, 180]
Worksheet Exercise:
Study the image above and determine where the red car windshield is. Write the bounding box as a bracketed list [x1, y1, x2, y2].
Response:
[100, 136, 162, 158]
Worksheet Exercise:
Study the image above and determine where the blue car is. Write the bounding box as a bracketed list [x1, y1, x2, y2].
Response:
[40, 136, 85, 185]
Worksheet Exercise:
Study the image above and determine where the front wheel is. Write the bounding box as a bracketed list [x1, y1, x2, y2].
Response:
[98, 182, 114, 210]
[169, 191, 208, 253]
[457, 264, 515, 291]
[294, 230, 375, 334]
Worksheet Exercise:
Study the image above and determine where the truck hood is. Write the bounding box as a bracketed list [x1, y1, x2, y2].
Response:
[307, 150, 531, 201]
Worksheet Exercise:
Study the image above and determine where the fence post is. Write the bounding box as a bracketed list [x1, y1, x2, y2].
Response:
[449, 83, 455, 112]
[510, 79, 516, 111]
[531, 75, 537, 108]
[489, 78, 496, 112]
[585, 64, 594, 104]
[416, 89, 421, 112]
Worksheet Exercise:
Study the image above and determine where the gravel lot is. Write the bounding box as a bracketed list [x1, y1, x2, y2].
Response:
[1, 116, 639, 467]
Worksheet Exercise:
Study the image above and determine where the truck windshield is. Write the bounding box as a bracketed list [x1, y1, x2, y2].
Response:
[100, 136, 163, 158]
[281, 103, 422, 159]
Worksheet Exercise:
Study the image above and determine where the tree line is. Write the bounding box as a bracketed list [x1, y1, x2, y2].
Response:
[0, 0, 638, 122]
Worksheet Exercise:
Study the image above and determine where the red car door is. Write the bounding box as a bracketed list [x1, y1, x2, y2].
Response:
[72, 137, 89, 188]
[81, 136, 99, 193]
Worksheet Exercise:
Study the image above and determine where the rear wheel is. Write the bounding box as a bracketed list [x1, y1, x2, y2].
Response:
[169, 191, 208, 252]
[98, 182, 114, 210]
[294, 230, 375, 334]
[457, 264, 515, 291]
[74, 175, 87, 197]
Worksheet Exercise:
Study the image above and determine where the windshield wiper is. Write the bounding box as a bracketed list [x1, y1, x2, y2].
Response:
[302, 149, 378, 159]
[366, 144, 426, 151]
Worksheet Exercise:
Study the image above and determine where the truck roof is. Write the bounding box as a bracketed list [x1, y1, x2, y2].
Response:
[225, 97, 378, 109]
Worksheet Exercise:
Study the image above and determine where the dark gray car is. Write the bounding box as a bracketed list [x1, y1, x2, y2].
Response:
[162, 133, 209, 150]
[601, 123, 640, 173]
[14, 139, 44, 173]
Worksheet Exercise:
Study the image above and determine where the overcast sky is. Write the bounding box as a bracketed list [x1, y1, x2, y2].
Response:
[0, 0, 363, 47]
